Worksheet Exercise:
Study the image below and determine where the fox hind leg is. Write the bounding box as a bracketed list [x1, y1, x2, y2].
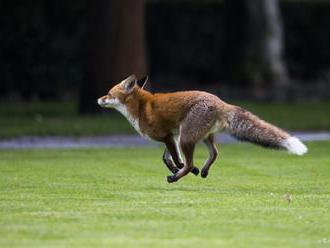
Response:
[167, 103, 218, 183]
[201, 134, 218, 178]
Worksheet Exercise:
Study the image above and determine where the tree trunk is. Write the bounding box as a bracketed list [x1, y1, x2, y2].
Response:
[79, 0, 147, 113]
[224, 0, 289, 100]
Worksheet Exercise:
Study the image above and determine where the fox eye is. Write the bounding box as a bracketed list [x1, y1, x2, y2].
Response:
[108, 92, 113, 98]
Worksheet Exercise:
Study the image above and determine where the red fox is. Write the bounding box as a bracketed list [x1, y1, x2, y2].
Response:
[98, 75, 307, 183]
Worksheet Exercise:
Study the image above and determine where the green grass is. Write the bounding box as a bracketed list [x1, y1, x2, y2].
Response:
[0, 101, 329, 138]
[0, 141, 329, 247]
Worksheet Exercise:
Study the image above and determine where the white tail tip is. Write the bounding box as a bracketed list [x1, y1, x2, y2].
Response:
[282, 137, 308, 155]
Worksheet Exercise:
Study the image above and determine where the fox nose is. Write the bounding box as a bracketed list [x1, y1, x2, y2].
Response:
[97, 98, 104, 105]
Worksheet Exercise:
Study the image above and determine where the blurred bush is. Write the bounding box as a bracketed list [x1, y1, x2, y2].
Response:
[0, 0, 329, 100]
[0, 0, 86, 100]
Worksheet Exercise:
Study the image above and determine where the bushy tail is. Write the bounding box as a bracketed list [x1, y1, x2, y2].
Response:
[225, 107, 307, 155]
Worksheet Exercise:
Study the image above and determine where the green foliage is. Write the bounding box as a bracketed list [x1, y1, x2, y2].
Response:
[0, 142, 329, 247]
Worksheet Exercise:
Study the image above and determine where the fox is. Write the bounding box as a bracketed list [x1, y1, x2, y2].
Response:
[97, 75, 308, 183]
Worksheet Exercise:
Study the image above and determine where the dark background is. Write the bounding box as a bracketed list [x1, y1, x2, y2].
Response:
[1, 0, 329, 109]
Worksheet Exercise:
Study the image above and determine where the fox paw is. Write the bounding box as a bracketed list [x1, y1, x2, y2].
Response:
[167, 175, 178, 183]
[191, 167, 199, 176]
[201, 169, 208, 178]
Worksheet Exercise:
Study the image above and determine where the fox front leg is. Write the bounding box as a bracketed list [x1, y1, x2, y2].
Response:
[163, 148, 199, 177]
[167, 142, 195, 183]
[163, 136, 199, 182]
[162, 148, 180, 174]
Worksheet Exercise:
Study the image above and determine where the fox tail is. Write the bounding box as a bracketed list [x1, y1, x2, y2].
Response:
[225, 107, 307, 155]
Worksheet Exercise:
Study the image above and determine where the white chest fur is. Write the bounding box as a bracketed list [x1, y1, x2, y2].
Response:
[114, 102, 151, 139]
[114, 104, 139, 132]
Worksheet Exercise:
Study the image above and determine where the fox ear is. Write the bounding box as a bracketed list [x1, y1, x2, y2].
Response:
[121, 74, 137, 93]
[137, 75, 149, 89]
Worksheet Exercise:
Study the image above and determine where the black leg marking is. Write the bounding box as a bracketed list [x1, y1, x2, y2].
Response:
[162, 148, 179, 174]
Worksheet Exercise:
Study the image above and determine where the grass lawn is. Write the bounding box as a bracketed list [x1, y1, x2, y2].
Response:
[0, 101, 330, 138]
[0, 141, 329, 247]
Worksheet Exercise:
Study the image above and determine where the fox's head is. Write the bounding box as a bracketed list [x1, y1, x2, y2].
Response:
[97, 75, 148, 108]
